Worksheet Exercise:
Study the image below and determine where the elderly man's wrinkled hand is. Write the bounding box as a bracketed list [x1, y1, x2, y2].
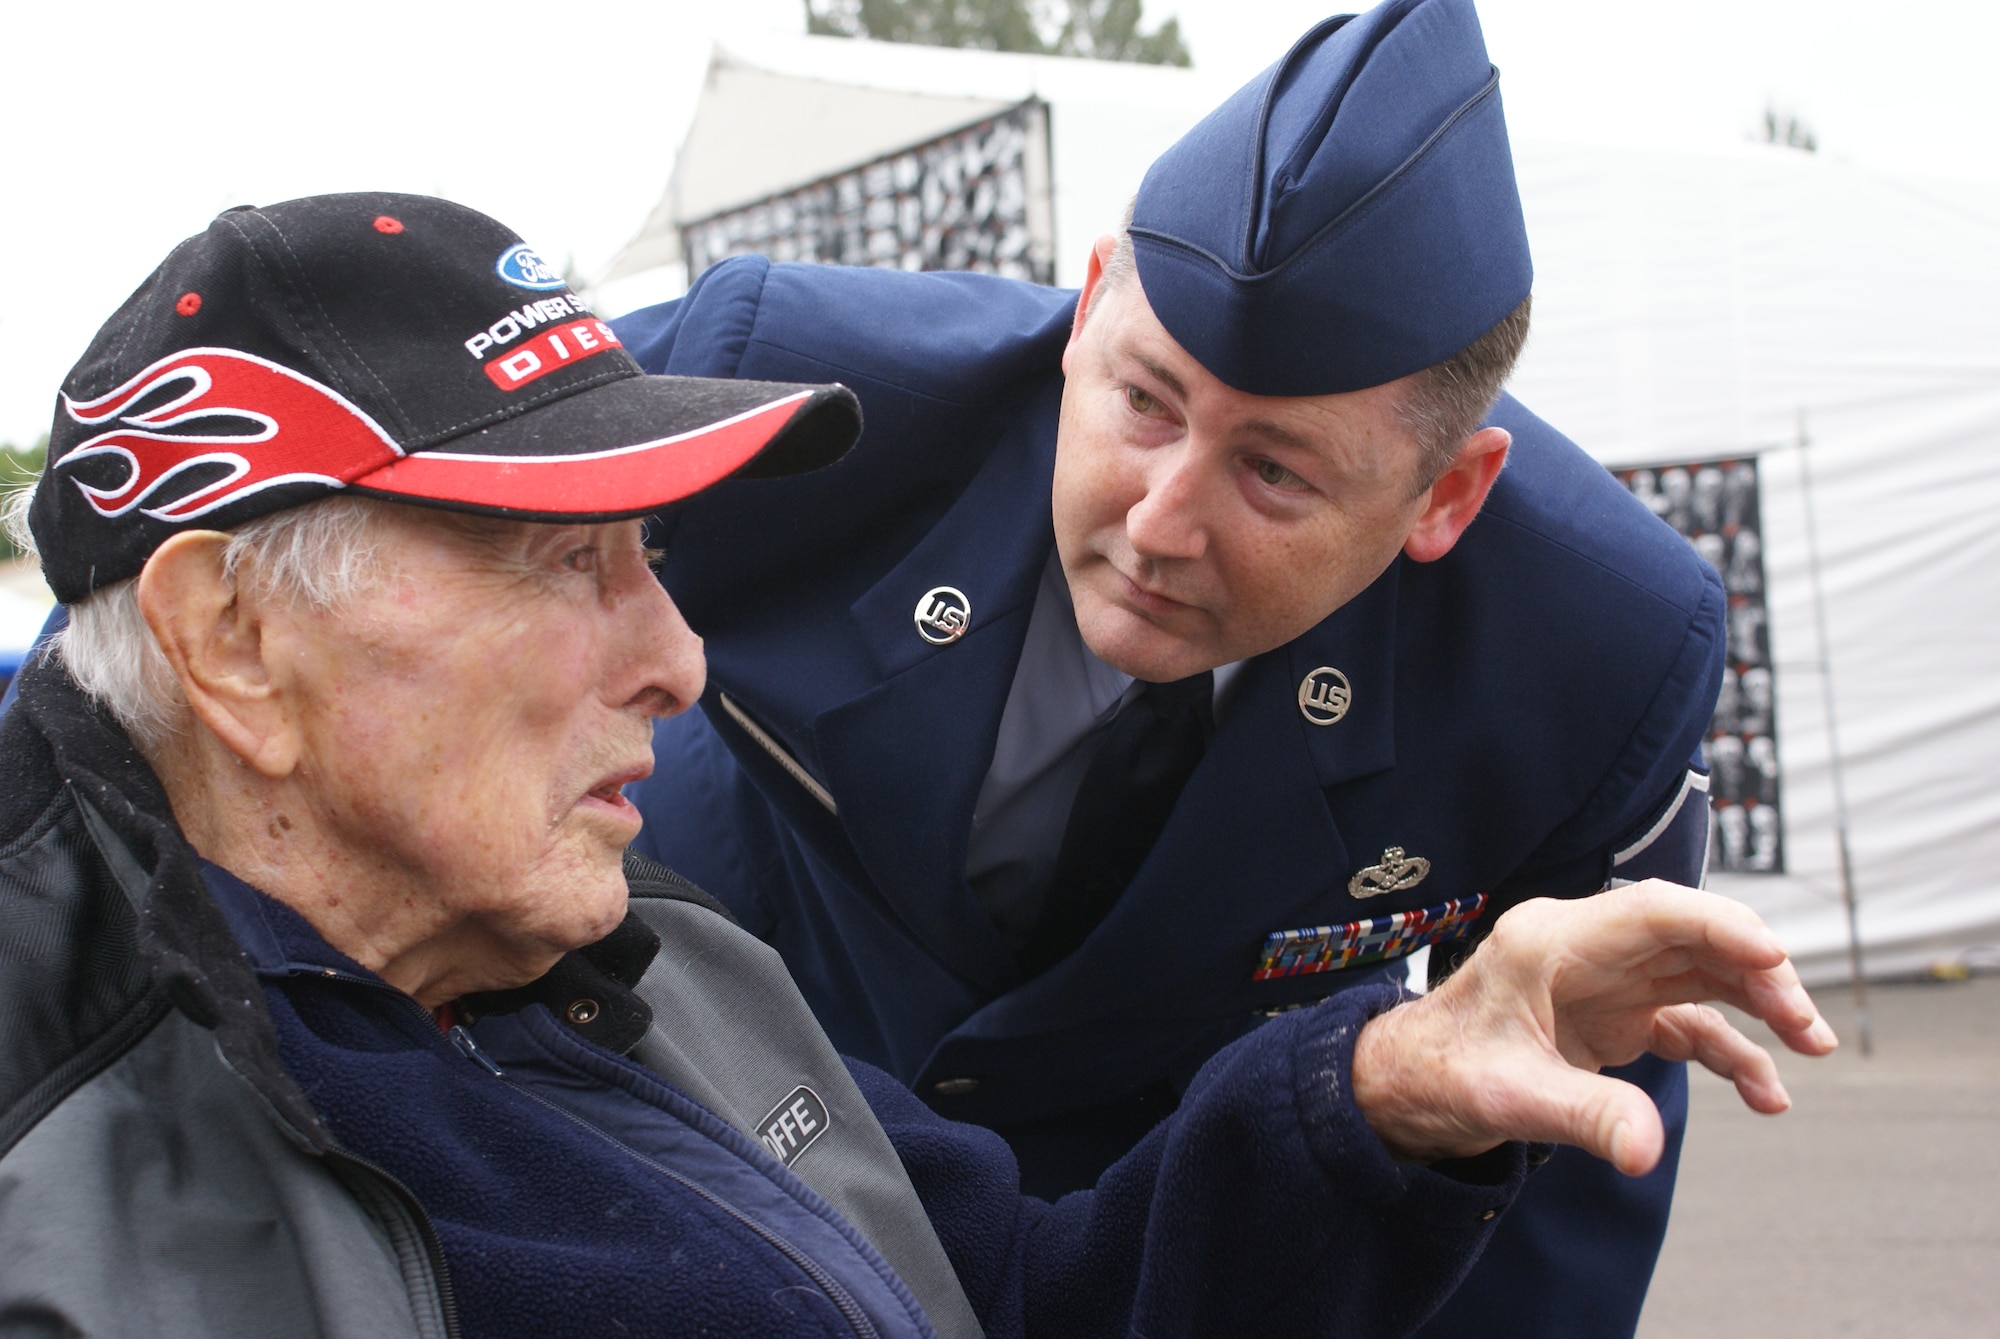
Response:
[1350, 880, 1839, 1176]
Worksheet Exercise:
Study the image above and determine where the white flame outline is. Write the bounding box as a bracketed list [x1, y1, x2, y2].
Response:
[59, 347, 401, 522]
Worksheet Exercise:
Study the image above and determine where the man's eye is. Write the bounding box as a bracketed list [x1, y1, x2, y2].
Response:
[562, 547, 599, 572]
[1125, 385, 1160, 416]
[1254, 459, 1308, 491]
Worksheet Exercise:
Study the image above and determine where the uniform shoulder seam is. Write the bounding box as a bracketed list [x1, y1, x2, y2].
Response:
[741, 335, 980, 410]
[1478, 507, 1707, 618]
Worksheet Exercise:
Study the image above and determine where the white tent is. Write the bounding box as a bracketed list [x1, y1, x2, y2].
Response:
[600, 36, 2000, 985]
[1511, 143, 2000, 984]
[595, 34, 1227, 312]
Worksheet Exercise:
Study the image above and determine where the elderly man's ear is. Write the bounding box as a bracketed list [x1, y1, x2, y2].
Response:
[137, 531, 301, 779]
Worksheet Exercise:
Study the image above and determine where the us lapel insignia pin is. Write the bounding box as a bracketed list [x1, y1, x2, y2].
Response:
[914, 586, 971, 644]
[1297, 666, 1351, 725]
[1348, 846, 1431, 899]
[1253, 894, 1488, 979]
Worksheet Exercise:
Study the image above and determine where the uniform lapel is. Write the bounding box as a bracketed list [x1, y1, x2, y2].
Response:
[948, 560, 1406, 1035]
[812, 389, 1060, 994]
[1282, 558, 1400, 790]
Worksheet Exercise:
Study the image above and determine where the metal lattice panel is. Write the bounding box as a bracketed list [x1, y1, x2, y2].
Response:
[682, 100, 1054, 285]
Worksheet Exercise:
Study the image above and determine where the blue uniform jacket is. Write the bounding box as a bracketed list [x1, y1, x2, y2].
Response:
[615, 256, 1726, 1338]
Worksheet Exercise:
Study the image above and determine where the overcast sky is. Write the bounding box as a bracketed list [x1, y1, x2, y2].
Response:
[3, 0, 1994, 447]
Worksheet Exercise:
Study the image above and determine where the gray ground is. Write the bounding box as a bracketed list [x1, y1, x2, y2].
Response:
[1636, 975, 2000, 1336]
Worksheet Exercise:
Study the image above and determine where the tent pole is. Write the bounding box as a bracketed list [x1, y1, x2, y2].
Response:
[1796, 410, 1872, 1056]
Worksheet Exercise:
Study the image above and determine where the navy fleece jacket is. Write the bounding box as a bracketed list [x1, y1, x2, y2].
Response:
[204, 865, 1526, 1339]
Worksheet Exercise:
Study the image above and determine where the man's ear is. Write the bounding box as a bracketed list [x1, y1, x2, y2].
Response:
[135, 532, 299, 778]
[1063, 234, 1119, 362]
[1403, 426, 1511, 563]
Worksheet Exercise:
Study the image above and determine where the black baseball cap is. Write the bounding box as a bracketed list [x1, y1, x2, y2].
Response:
[29, 192, 861, 604]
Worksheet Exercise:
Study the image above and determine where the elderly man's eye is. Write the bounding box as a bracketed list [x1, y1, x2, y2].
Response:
[562, 546, 599, 572]
[1124, 385, 1161, 416]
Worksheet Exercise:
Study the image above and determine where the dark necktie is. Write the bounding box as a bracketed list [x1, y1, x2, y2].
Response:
[1017, 671, 1215, 977]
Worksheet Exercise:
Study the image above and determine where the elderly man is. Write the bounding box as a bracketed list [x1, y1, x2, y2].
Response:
[0, 194, 1828, 1338]
[616, 1, 1720, 1333]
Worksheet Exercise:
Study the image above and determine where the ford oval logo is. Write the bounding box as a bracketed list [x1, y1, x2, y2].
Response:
[496, 243, 566, 291]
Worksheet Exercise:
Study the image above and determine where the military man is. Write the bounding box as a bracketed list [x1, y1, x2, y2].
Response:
[617, 1, 1723, 1332]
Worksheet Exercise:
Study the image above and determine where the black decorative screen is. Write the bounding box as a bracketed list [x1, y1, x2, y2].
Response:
[1616, 458, 1781, 873]
[682, 100, 1054, 285]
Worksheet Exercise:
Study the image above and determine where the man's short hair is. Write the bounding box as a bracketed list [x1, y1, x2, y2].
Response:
[1398, 293, 1532, 487]
[1094, 221, 1531, 492]
[1, 490, 393, 752]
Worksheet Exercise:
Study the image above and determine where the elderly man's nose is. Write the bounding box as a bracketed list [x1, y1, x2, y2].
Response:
[616, 577, 707, 717]
[645, 612, 707, 717]
[663, 623, 708, 714]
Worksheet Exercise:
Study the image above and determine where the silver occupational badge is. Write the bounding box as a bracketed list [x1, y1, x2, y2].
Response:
[1348, 846, 1432, 899]
[914, 586, 971, 644]
[1297, 666, 1352, 725]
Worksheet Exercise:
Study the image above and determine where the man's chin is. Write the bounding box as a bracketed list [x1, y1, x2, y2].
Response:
[1076, 599, 1222, 683]
[544, 878, 631, 954]
[575, 888, 631, 949]
[525, 836, 636, 945]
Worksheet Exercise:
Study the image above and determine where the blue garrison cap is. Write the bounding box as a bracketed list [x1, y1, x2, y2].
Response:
[1129, 0, 1531, 396]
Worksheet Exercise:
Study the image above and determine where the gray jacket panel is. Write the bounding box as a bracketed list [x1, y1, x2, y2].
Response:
[627, 894, 984, 1339]
[0, 1009, 440, 1339]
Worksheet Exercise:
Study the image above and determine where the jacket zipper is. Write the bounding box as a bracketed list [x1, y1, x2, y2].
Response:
[323, 1147, 464, 1339]
[446, 1022, 884, 1339]
[288, 970, 474, 1337]
[448, 1025, 504, 1076]
[200, 963, 462, 1339]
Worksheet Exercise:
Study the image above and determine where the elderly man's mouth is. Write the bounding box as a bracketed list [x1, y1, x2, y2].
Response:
[582, 766, 653, 821]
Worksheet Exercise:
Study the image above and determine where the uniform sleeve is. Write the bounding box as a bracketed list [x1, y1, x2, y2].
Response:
[1607, 752, 1713, 887]
[854, 985, 1526, 1339]
[1414, 753, 1708, 1339]
[609, 253, 773, 379]
[1410, 1053, 1687, 1339]
[1434, 745, 1715, 956]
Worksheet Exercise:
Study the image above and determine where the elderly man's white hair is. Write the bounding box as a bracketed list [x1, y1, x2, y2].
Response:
[1, 486, 392, 752]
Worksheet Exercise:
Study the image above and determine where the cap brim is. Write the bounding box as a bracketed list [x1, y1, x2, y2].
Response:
[348, 373, 860, 520]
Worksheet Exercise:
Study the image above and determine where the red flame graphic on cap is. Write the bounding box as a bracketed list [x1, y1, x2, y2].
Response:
[59, 348, 402, 522]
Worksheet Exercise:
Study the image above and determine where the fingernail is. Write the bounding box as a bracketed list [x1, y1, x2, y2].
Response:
[1809, 1018, 1838, 1048]
[1609, 1120, 1633, 1168]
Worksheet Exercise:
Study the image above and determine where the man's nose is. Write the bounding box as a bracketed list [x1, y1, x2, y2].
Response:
[615, 567, 707, 719]
[643, 596, 707, 718]
[1123, 445, 1209, 562]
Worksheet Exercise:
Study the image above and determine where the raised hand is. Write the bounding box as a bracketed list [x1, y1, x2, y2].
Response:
[1350, 880, 1838, 1176]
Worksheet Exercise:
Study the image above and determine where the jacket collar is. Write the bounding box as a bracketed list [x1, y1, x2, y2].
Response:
[17, 654, 334, 1150]
[1280, 556, 1401, 789]
[812, 383, 1061, 993]
[845, 385, 1059, 684]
